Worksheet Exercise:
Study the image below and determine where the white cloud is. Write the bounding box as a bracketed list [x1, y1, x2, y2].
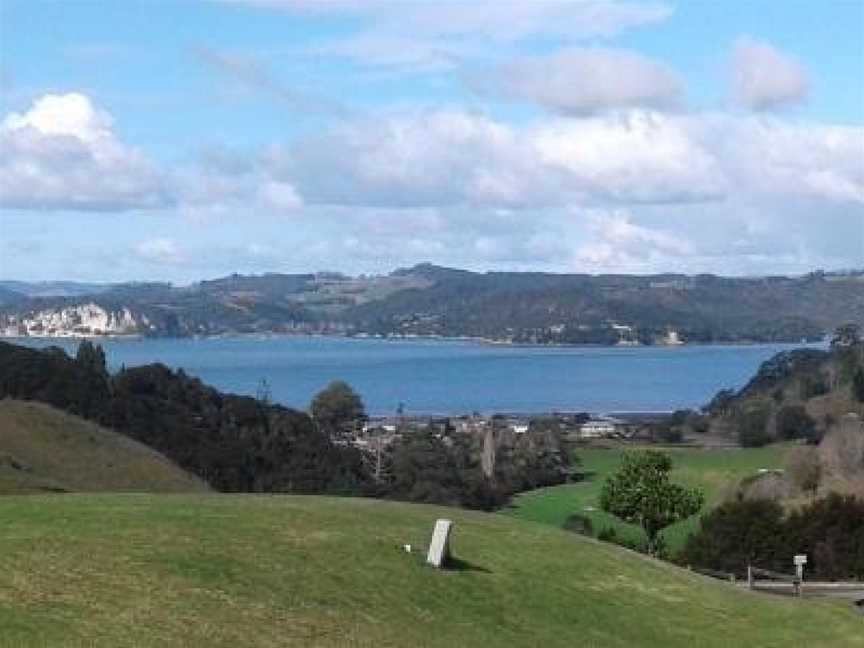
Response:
[278, 109, 724, 209]
[224, 0, 673, 74]
[574, 210, 694, 272]
[2, 92, 114, 142]
[710, 115, 864, 205]
[224, 1, 673, 42]
[531, 112, 724, 203]
[732, 37, 808, 110]
[0, 93, 170, 211]
[278, 108, 864, 214]
[260, 108, 862, 275]
[169, 148, 304, 222]
[137, 238, 182, 263]
[476, 48, 681, 114]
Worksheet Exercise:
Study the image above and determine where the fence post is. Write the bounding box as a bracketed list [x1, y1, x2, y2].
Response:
[747, 565, 753, 589]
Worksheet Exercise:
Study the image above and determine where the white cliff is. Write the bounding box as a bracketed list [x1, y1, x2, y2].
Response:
[0, 303, 143, 337]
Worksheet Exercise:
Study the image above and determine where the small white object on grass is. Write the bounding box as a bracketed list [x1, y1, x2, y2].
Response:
[403, 544, 412, 553]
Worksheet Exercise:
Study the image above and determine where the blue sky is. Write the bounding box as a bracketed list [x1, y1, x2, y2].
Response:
[1, 0, 862, 282]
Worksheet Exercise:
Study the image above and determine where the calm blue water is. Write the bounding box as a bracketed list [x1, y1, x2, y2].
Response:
[7, 337, 822, 416]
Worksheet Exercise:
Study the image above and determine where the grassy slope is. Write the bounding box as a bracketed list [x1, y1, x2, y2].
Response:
[506, 445, 790, 551]
[0, 399, 209, 494]
[0, 494, 860, 648]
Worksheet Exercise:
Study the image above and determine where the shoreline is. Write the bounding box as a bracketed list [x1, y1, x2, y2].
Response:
[0, 331, 828, 351]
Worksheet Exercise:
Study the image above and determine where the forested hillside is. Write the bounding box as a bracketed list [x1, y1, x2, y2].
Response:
[2, 266, 862, 343]
[705, 327, 864, 446]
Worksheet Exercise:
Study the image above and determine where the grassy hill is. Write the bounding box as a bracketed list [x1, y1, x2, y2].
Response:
[506, 445, 791, 552]
[0, 399, 209, 494]
[0, 494, 860, 647]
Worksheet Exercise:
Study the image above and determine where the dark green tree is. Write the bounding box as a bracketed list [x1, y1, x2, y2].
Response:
[679, 497, 787, 576]
[737, 404, 772, 447]
[75, 340, 107, 376]
[775, 405, 818, 443]
[310, 380, 366, 435]
[600, 451, 704, 555]
[73, 340, 110, 420]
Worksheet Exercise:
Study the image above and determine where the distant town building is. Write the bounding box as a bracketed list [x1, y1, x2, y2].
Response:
[578, 417, 623, 439]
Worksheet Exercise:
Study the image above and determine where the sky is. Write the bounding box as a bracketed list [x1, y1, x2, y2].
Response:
[0, 0, 862, 283]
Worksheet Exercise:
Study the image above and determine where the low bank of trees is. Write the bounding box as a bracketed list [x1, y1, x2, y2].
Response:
[0, 340, 574, 509]
[680, 494, 864, 580]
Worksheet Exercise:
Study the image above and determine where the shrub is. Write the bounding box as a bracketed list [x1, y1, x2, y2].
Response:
[737, 405, 771, 447]
[799, 373, 829, 400]
[776, 405, 818, 443]
[681, 493, 864, 580]
[679, 498, 787, 576]
[785, 493, 864, 580]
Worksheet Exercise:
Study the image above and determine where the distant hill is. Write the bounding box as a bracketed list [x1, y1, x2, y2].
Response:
[345, 267, 864, 344]
[0, 280, 115, 298]
[0, 399, 209, 494]
[0, 494, 860, 646]
[1, 266, 862, 343]
[0, 286, 25, 308]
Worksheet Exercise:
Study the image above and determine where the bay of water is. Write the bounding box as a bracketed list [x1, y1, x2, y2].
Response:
[9, 336, 821, 416]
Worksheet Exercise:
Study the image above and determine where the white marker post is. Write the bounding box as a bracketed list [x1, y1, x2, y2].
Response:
[426, 519, 453, 568]
[793, 554, 807, 596]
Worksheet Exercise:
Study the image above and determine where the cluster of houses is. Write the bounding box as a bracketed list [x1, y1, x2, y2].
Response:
[346, 412, 639, 450]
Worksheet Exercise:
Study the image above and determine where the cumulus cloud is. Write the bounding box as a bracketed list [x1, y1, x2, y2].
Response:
[710, 116, 864, 205]
[275, 108, 863, 214]
[170, 145, 304, 221]
[0, 93, 170, 211]
[0, 93, 307, 216]
[253, 107, 862, 275]
[275, 109, 724, 209]
[574, 210, 694, 272]
[732, 37, 809, 110]
[476, 48, 682, 114]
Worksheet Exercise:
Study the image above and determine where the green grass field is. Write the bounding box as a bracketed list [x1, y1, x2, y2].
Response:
[506, 445, 791, 552]
[0, 399, 209, 494]
[0, 494, 860, 647]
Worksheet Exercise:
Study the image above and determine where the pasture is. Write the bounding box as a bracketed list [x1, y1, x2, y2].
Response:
[506, 444, 791, 552]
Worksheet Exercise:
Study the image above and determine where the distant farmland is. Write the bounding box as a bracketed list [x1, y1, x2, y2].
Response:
[506, 445, 791, 551]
